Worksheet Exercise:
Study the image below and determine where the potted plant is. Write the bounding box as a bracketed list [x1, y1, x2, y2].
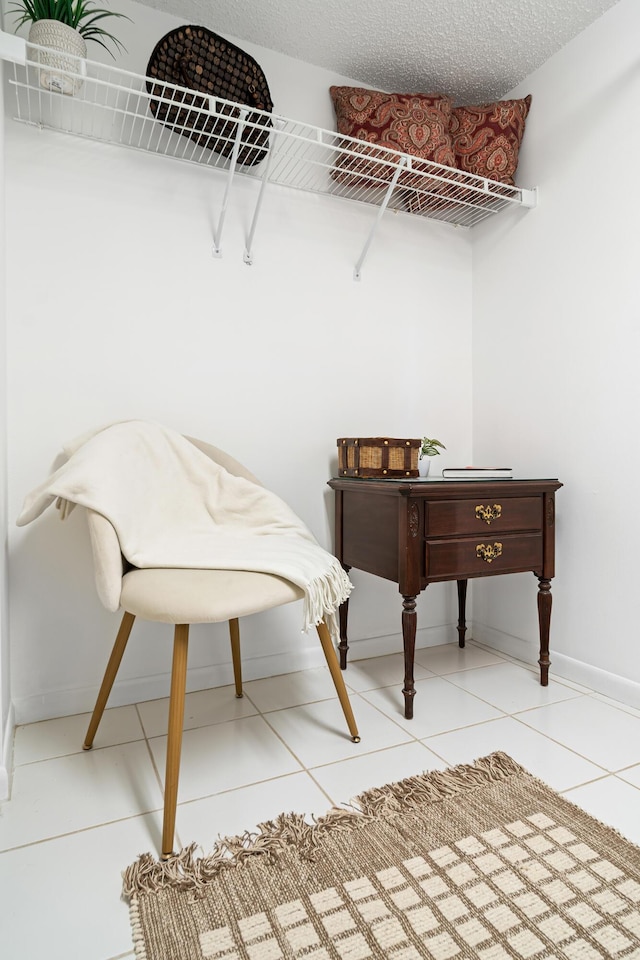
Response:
[418, 436, 445, 477]
[9, 0, 131, 94]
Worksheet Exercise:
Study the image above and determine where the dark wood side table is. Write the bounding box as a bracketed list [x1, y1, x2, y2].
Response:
[327, 477, 562, 719]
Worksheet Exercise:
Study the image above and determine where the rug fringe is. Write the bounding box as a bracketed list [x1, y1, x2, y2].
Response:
[353, 749, 522, 818]
[122, 751, 523, 899]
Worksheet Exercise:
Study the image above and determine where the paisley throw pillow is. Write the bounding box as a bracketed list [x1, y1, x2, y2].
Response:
[329, 86, 455, 189]
[450, 96, 532, 184]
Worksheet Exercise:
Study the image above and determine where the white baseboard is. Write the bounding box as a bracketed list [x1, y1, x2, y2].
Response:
[14, 618, 640, 725]
[341, 623, 455, 661]
[16, 615, 640, 725]
[470, 621, 538, 667]
[12, 623, 456, 725]
[0, 700, 15, 800]
[548, 650, 640, 710]
[13, 649, 317, 724]
[471, 621, 640, 710]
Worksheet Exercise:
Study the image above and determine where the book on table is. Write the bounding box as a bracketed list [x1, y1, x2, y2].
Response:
[441, 467, 513, 480]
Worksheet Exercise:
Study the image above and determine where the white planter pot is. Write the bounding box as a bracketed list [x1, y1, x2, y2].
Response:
[28, 20, 87, 96]
[418, 457, 431, 478]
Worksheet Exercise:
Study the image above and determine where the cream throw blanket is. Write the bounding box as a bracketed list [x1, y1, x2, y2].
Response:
[17, 421, 353, 637]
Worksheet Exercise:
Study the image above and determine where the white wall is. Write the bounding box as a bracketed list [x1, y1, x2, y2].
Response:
[0, 7, 12, 797]
[3, 0, 473, 723]
[471, 0, 640, 705]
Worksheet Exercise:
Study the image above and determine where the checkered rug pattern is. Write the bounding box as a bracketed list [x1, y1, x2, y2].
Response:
[124, 753, 640, 959]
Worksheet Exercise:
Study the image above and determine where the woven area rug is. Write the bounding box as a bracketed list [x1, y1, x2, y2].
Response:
[123, 752, 640, 959]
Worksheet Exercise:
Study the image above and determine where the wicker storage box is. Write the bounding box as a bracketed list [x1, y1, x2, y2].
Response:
[337, 437, 420, 478]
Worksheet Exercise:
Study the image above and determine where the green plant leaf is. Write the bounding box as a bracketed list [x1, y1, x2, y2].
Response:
[420, 436, 446, 456]
[9, 0, 131, 57]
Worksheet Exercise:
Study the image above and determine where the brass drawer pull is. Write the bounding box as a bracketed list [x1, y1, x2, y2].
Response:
[476, 542, 503, 563]
[475, 504, 502, 525]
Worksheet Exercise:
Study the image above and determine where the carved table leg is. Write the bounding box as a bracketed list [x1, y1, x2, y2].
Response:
[402, 594, 418, 719]
[537, 576, 552, 686]
[457, 579, 468, 648]
[338, 564, 351, 670]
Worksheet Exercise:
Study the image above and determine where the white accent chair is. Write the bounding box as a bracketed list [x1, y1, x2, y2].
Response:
[82, 437, 359, 858]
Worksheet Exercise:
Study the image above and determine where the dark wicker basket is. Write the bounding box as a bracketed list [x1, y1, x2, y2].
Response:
[337, 438, 420, 478]
[146, 25, 273, 167]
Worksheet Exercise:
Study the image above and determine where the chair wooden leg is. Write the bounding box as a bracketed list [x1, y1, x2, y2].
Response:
[83, 611, 135, 750]
[162, 624, 189, 860]
[229, 618, 243, 698]
[316, 620, 360, 742]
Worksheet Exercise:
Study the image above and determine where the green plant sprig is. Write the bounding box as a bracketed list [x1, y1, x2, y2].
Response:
[9, 0, 131, 57]
[420, 437, 446, 457]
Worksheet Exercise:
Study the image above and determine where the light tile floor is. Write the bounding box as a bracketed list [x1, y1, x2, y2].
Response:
[2, 640, 640, 960]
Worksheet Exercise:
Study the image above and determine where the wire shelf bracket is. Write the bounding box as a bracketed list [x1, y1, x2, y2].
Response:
[353, 156, 408, 281]
[1, 31, 538, 280]
[211, 107, 248, 259]
[243, 119, 282, 267]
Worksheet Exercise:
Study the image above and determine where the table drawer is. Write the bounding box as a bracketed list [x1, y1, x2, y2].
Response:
[425, 532, 543, 579]
[425, 496, 541, 537]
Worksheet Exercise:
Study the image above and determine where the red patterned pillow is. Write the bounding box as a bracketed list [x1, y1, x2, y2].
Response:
[450, 96, 532, 185]
[329, 86, 455, 188]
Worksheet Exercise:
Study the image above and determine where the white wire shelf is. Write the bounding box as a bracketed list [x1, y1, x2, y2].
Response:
[1, 30, 537, 278]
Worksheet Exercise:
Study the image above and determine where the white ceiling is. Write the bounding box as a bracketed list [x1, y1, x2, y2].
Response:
[134, 0, 620, 103]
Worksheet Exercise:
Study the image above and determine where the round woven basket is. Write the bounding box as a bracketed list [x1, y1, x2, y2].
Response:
[28, 20, 86, 96]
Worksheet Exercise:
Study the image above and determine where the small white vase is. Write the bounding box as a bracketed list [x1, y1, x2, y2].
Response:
[418, 457, 431, 478]
[28, 20, 87, 96]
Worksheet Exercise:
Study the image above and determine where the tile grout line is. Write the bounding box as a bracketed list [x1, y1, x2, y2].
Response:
[0, 806, 165, 857]
[7, 648, 640, 861]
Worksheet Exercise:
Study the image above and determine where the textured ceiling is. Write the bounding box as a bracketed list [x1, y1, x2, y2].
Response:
[133, 0, 620, 103]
